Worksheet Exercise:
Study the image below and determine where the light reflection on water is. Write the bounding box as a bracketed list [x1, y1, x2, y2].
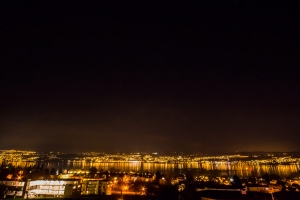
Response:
[11, 161, 300, 177]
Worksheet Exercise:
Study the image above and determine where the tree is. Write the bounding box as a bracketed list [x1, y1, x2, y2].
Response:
[15, 166, 23, 175]
[10, 167, 16, 179]
[155, 171, 161, 183]
[7, 163, 14, 170]
[25, 166, 32, 174]
[185, 172, 195, 199]
[50, 168, 56, 175]
[269, 174, 281, 181]
[49, 168, 56, 178]
[0, 168, 9, 179]
[232, 175, 242, 188]
[43, 169, 50, 179]
[89, 167, 97, 177]
[261, 174, 270, 183]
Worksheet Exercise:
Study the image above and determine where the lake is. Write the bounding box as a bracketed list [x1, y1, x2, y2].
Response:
[10, 160, 300, 178]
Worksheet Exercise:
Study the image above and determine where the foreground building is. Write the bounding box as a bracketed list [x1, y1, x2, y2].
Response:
[27, 179, 81, 197]
[0, 179, 111, 198]
[0, 180, 25, 197]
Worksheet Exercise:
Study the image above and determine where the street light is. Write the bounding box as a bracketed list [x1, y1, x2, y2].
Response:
[141, 187, 145, 195]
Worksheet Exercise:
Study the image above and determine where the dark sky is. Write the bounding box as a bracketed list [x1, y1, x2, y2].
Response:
[1, 1, 299, 153]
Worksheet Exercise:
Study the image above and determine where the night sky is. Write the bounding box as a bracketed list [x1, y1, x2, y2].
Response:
[1, 1, 299, 153]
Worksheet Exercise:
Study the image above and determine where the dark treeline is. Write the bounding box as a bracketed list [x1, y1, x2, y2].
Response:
[0, 162, 62, 180]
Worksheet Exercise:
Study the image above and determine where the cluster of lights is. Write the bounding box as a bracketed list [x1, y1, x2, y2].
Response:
[1, 150, 299, 167]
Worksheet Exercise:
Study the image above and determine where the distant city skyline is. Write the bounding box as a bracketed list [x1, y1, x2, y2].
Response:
[1, 149, 299, 179]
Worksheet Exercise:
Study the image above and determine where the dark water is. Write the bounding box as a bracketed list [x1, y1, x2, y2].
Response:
[11, 160, 300, 178]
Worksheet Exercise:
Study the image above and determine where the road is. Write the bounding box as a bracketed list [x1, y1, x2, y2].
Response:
[111, 191, 144, 195]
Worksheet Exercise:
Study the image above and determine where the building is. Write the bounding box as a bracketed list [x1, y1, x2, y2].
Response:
[287, 179, 300, 185]
[0, 179, 82, 198]
[0, 180, 26, 197]
[81, 180, 99, 195]
[81, 180, 111, 195]
[27, 179, 81, 197]
[247, 185, 280, 193]
[99, 180, 112, 195]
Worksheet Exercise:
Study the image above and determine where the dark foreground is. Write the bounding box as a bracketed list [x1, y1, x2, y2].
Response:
[5, 192, 300, 200]
[197, 191, 300, 200]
